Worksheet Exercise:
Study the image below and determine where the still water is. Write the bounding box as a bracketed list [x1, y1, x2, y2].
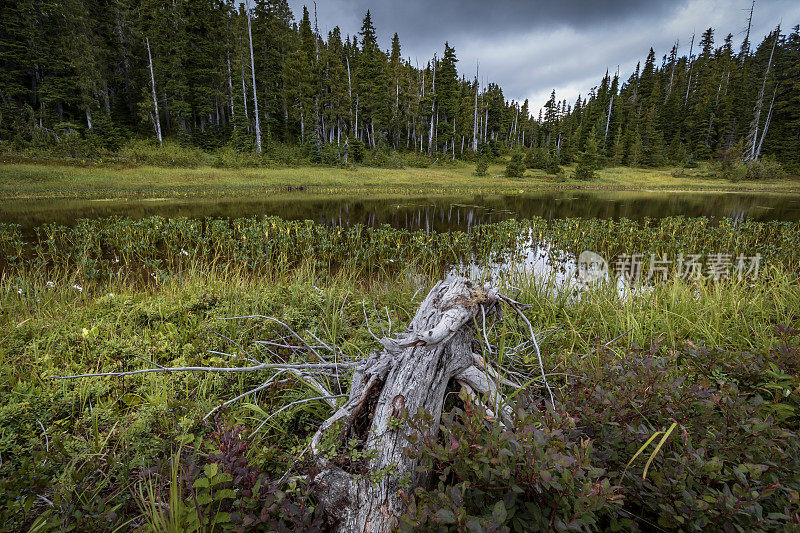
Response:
[3, 190, 800, 233]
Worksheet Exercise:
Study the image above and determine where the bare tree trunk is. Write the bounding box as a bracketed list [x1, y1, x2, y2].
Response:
[755, 85, 777, 161]
[684, 33, 695, 105]
[472, 63, 479, 152]
[227, 53, 235, 120]
[665, 40, 678, 102]
[312, 276, 512, 533]
[247, 12, 262, 154]
[604, 95, 614, 144]
[746, 26, 778, 161]
[241, 65, 249, 123]
[146, 37, 162, 145]
[740, 0, 755, 63]
[428, 56, 436, 156]
[346, 54, 353, 135]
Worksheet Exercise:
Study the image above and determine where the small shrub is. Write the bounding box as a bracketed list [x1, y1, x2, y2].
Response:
[474, 158, 489, 176]
[573, 158, 596, 180]
[545, 157, 563, 176]
[746, 157, 787, 180]
[719, 156, 787, 182]
[683, 154, 699, 168]
[400, 399, 619, 532]
[212, 146, 265, 168]
[320, 143, 341, 166]
[362, 147, 405, 168]
[266, 142, 310, 166]
[118, 139, 206, 167]
[505, 151, 526, 178]
[350, 138, 365, 163]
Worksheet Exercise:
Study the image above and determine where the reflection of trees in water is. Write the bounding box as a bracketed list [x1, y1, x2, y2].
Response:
[4, 192, 800, 235]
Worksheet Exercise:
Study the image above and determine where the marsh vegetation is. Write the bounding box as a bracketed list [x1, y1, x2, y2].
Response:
[1, 214, 799, 530]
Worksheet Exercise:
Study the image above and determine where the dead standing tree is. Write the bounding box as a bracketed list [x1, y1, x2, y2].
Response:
[54, 275, 552, 532]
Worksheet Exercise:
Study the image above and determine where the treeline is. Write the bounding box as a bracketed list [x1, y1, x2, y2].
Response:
[541, 24, 800, 173]
[1, 1, 798, 171]
[0, 0, 508, 162]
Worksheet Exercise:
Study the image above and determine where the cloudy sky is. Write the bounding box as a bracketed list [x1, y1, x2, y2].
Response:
[286, 0, 799, 113]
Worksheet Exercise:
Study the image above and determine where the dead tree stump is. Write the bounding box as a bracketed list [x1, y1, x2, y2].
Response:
[311, 275, 510, 532]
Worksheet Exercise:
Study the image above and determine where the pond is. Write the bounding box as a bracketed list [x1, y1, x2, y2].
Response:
[3, 189, 800, 234]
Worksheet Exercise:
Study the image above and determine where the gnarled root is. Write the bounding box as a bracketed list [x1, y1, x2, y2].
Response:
[310, 275, 515, 533]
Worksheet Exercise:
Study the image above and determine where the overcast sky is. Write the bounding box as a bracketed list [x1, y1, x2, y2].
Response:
[285, 0, 799, 114]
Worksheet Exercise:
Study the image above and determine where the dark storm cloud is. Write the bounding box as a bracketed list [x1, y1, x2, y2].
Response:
[288, 0, 800, 110]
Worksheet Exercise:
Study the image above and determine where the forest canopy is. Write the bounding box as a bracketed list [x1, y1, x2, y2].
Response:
[0, 1, 798, 171]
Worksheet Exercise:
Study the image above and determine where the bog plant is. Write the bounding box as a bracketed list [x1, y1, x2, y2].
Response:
[2, 212, 800, 530]
[2, 216, 799, 285]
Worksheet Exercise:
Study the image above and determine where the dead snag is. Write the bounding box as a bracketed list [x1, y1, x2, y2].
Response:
[311, 275, 514, 533]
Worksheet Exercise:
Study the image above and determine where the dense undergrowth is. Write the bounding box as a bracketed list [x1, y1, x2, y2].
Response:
[2, 215, 799, 283]
[1, 217, 799, 531]
[1, 138, 444, 171]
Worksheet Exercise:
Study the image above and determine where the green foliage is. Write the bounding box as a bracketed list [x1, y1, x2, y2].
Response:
[574, 134, 599, 180]
[400, 400, 618, 532]
[3, 215, 800, 285]
[118, 140, 207, 167]
[349, 138, 365, 164]
[2, 213, 800, 530]
[505, 151, 526, 178]
[212, 146, 267, 169]
[474, 158, 489, 177]
[401, 332, 800, 531]
[561, 341, 800, 530]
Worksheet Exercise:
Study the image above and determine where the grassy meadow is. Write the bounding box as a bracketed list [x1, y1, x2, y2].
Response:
[1, 215, 800, 530]
[2, 159, 800, 201]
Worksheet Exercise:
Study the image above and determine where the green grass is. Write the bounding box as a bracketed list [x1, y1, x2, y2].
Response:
[2, 161, 800, 201]
[2, 216, 799, 529]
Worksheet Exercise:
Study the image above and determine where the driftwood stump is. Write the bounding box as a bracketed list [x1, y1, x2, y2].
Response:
[52, 275, 543, 532]
[311, 275, 510, 532]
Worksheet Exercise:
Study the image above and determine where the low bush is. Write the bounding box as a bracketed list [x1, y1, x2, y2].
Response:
[720, 158, 788, 182]
[118, 139, 207, 167]
[401, 402, 619, 532]
[505, 151, 526, 178]
[475, 158, 489, 176]
[212, 146, 270, 168]
[524, 147, 548, 170]
[266, 142, 311, 166]
[402, 336, 800, 531]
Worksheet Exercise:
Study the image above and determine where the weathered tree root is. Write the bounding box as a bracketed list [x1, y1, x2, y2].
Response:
[52, 274, 549, 532]
[310, 275, 516, 533]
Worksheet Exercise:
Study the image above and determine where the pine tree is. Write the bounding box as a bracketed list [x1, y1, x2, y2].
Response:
[574, 126, 599, 179]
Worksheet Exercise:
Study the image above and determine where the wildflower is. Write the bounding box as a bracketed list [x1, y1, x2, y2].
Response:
[73, 284, 83, 292]
[46, 281, 56, 289]
[17, 288, 23, 294]
[108, 293, 115, 297]
[180, 248, 189, 256]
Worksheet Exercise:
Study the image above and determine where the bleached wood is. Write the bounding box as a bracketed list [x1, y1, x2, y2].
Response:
[145, 37, 162, 145]
[311, 276, 507, 533]
[247, 11, 262, 154]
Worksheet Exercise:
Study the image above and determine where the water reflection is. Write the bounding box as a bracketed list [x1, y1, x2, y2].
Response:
[459, 238, 634, 300]
[3, 190, 800, 234]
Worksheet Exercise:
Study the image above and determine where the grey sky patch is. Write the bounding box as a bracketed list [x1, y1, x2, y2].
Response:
[288, 0, 800, 112]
